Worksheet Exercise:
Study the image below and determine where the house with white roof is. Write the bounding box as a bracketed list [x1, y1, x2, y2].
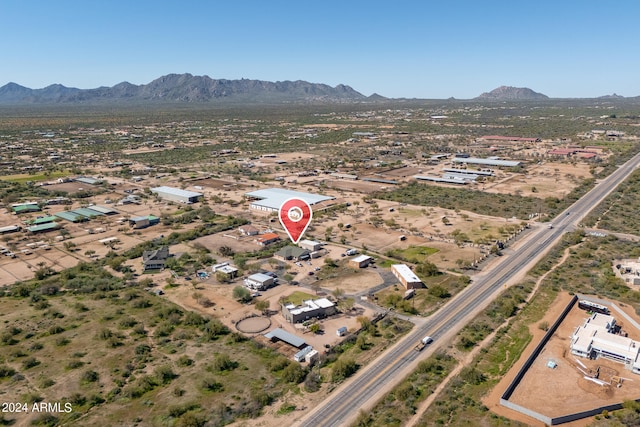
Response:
[282, 297, 336, 323]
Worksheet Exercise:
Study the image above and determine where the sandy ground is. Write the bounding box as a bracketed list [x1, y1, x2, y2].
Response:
[484, 292, 640, 426]
[485, 162, 593, 199]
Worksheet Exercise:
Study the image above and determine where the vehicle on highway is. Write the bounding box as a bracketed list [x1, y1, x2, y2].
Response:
[548, 224, 554, 229]
[414, 335, 432, 351]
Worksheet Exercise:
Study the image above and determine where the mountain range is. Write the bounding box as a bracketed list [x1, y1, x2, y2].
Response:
[0, 74, 369, 104]
[0, 75, 635, 104]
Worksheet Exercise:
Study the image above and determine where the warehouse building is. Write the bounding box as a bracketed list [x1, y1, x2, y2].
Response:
[151, 186, 203, 204]
[245, 188, 334, 213]
[391, 264, 424, 289]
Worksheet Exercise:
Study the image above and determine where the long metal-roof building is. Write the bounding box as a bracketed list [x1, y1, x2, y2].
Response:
[245, 188, 334, 212]
[151, 186, 203, 204]
[452, 157, 522, 167]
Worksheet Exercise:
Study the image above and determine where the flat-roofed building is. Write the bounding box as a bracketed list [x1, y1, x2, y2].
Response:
[570, 313, 640, 374]
[349, 254, 373, 269]
[282, 298, 336, 323]
[451, 157, 522, 168]
[244, 273, 274, 291]
[151, 186, 203, 204]
[299, 239, 322, 251]
[391, 264, 423, 289]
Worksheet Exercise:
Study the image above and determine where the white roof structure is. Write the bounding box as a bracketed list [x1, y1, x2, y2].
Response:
[392, 264, 421, 283]
[571, 313, 640, 373]
[245, 188, 334, 211]
[289, 298, 335, 316]
[151, 186, 203, 199]
[246, 273, 273, 283]
[351, 254, 373, 263]
[452, 157, 522, 167]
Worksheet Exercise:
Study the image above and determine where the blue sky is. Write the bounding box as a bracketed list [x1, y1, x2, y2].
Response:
[1, 1, 638, 99]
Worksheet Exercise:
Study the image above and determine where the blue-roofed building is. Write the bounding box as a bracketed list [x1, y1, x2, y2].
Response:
[245, 188, 335, 212]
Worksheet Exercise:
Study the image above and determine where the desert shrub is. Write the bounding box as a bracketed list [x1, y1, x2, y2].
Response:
[176, 355, 193, 367]
[209, 354, 238, 372]
[154, 365, 177, 384]
[22, 357, 40, 370]
[80, 370, 99, 384]
[200, 377, 223, 392]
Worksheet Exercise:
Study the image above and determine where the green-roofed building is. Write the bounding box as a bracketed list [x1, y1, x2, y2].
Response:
[13, 204, 41, 214]
[55, 211, 87, 223]
[30, 216, 58, 225]
[72, 207, 104, 218]
[27, 222, 61, 233]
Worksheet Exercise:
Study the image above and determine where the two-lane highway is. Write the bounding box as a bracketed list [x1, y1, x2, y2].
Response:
[296, 151, 640, 427]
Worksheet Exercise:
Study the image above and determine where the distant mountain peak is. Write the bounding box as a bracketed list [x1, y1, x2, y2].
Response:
[475, 85, 548, 100]
[598, 93, 625, 99]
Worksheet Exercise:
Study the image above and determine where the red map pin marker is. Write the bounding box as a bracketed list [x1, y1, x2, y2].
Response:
[279, 198, 313, 244]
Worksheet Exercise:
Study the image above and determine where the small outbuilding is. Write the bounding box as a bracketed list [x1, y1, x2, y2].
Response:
[348, 254, 373, 269]
[129, 215, 160, 229]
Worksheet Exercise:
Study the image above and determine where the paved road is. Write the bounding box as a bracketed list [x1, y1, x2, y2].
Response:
[294, 152, 640, 427]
